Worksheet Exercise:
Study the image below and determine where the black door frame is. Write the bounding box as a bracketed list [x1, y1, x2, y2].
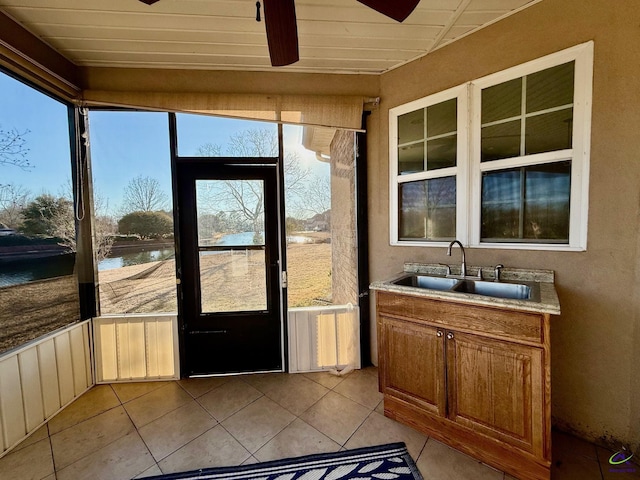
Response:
[169, 114, 285, 377]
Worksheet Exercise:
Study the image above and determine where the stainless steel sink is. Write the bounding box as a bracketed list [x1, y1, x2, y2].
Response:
[390, 274, 540, 302]
[453, 279, 536, 300]
[392, 274, 459, 291]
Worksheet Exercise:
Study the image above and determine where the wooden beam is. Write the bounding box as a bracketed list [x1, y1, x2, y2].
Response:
[0, 11, 81, 99]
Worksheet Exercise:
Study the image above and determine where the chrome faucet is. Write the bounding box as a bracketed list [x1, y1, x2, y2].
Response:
[446, 240, 466, 277]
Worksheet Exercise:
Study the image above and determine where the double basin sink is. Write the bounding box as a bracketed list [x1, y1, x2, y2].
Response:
[393, 274, 540, 302]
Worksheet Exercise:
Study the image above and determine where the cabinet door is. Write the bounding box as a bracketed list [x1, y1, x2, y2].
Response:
[379, 315, 446, 416]
[446, 331, 544, 455]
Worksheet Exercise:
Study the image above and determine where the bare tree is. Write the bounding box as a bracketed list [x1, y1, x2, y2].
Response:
[293, 175, 330, 217]
[0, 126, 31, 170]
[196, 129, 311, 241]
[120, 175, 169, 214]
[0, 184, 31, 229]
[54, 181, 115, 262]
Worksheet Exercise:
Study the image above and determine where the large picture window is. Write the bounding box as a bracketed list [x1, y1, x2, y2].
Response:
[390, 42, 593, 250]
[0, 70, 77, 354]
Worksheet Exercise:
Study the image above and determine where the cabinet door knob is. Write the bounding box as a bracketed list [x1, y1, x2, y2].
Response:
[436, 330, 443, 337]
[446, 332, 454, 340]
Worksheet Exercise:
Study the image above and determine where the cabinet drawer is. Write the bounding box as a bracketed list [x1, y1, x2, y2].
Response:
[376, 291, 543, 343]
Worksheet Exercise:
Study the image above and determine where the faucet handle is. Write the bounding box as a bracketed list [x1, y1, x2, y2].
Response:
[476, 267, 483, 280]
[437, 263, 452, 276]
[494, 264, 504, 281]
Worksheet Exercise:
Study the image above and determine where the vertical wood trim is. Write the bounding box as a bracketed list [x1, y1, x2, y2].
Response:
[54, 333, 75, 406]
[287, 306, 360, 373]
[0, 321, 94, 459]
[37, 339, 60, 418]
[0, 356, 25, 448]
[69, 325, 88, 396]
[92, 315, 179, 383]
[17, 349, 44, 432]
[146, 319, 159, 378]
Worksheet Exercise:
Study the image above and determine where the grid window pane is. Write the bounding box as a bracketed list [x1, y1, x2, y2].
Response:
[398, 142, 424, 174]
[524, 162, 571, 240]
[426, 135, 456, 170]
[481, 120, 521, 162]
[481, 78, 522, 124]
[398, 109, 424, 144]
[526, 62, 575, 113]
[525, 109, 573, 155]
[427, 99, 457, 136]
[399, 177, 456, 241]
[481, 161, 571, 242]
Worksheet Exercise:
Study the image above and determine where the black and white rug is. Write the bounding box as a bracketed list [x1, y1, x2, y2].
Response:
[143, 442, 423, 480]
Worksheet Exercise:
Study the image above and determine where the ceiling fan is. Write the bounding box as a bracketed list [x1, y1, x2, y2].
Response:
[138, 0, 420, 67]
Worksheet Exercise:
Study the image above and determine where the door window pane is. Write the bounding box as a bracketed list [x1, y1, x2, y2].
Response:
[481, 161, 571, 242]
[196, 180, 265, 246]
[399, 177, 456, 241]
[196, 179, 267, 313]
[199, 250, 267, 312]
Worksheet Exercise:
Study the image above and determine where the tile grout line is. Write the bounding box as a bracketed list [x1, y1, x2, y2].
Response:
[45, 422, 59, 480]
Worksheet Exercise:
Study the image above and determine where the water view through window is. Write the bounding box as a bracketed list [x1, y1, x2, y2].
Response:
[0, 70, 78, 353]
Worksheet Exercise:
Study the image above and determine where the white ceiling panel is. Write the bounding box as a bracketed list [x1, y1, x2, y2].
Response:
[0, 0, 542, 74]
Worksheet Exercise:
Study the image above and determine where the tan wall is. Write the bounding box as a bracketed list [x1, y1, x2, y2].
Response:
[369, 0, 640, 449]
[330, 130, 359, 305]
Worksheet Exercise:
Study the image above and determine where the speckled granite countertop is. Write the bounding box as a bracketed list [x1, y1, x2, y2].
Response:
[370, 263, 561, 315]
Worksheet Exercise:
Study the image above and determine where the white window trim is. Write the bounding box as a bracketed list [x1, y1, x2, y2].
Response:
[389, 85, 469, 247]
[390, 41, 593, 251]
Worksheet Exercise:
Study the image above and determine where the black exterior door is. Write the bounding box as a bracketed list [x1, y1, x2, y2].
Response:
[176, 161, 283, 376]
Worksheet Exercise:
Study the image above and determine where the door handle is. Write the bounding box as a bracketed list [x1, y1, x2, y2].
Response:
[446, 332, 454, 340]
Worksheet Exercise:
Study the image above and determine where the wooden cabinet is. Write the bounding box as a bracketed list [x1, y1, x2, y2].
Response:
[376, 291, 551, 480]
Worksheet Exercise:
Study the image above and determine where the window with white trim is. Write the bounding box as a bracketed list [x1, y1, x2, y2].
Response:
[390, 42, 592, 251]
[390, 85, 468, 244]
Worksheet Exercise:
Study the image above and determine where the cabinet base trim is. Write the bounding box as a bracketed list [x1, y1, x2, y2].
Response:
[384, 395, 551, 480]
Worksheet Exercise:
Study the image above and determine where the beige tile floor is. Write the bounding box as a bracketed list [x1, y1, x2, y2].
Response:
[0, 367, 637, 480]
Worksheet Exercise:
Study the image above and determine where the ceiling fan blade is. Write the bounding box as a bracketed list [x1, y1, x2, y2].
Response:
[139, 0, 161, 4]
[263, 0, 299, 67]
[357, 0, 420, 22]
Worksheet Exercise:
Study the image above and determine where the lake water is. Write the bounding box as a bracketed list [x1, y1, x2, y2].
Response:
[1, 232, 316, 287]
[98, 248, 175, 271]
[0, 253, 76, 288]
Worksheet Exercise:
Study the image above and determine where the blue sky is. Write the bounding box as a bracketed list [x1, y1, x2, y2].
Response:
[1, 70, 328, 217]
[0, 72, 71, 196]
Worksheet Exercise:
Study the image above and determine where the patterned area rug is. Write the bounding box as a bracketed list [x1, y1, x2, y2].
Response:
[144, 442, 423, 480]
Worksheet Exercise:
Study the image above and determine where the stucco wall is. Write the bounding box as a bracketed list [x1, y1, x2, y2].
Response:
[369, 0, 640, 450]
[330, 130, 359, 305]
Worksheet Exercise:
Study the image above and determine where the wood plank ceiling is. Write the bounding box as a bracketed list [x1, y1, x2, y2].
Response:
[0, 0, 540, 74]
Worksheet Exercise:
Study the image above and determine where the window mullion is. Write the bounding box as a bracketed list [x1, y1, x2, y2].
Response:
[519, 168, 526, 239]
[422, 107, 429, 172]
[520, 76, 527, 156]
